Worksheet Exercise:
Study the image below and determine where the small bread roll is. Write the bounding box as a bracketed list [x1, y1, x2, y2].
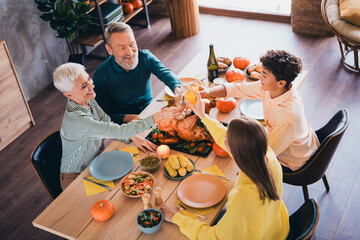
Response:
[218, 62, 228, 68]
[223, 58, 231, 65]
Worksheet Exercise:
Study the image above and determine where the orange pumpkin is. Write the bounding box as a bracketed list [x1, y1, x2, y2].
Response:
[213, 142, 229, 157]
[216, 97, 237, 113]
[91, 200, 114, 222]
[122, 3, 134, 14]
[225, 69, 245, 82]
[233, 57, 250, 69]
[131, 0, 143, 9]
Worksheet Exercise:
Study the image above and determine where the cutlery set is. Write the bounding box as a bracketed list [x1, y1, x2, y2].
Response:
[176, 202, 207, 220]
[83, 177, 112, 191]
[194, 169, 230, 181]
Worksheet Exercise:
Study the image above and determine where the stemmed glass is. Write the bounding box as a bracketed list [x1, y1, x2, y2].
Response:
[174, 85, 189, 119]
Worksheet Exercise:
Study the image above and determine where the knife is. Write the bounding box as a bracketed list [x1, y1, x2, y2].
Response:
[176, 202, 207, 220]
[83, 177, 112, 191]
[195, 169, 230, 181]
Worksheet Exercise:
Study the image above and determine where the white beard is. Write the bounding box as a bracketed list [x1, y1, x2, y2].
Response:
[115, 51, 139, 70]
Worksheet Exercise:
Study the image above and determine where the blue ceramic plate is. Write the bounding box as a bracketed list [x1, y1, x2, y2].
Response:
[240, 99, 264, 120]
[90, 151, 134, 181]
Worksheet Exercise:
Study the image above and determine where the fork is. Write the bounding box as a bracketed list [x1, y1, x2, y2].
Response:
[176, 203, 207, 220]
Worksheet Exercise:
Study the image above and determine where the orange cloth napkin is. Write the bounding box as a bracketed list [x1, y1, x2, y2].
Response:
[177, 200, 214, 219]
[118, 146, 140, 163]
[198, 165, 229, 183]
[82, 176, 115, 196]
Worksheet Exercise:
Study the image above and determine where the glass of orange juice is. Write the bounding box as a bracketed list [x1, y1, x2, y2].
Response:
[184, 86, 197, 106]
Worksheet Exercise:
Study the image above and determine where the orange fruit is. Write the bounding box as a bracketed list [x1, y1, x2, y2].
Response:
[250, 71, 260, 79]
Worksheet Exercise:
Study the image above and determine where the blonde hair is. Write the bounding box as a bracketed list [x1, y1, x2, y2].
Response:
[53, 63, 85, 93]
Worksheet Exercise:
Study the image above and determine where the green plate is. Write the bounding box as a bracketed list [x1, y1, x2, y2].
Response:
[163, 159, 195, 180]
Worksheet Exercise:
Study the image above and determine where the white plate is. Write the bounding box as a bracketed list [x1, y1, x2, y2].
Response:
[240, 99, 264, 120]
[165, 86, 175, 97]
[164, 77, 201, 98]
[90, 151, 134, 180]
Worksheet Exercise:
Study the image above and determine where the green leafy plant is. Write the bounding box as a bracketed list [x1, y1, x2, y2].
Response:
[34, 0, 92, 62]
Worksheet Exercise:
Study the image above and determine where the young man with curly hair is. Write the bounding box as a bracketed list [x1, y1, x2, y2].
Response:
[200, 50, 319, 172]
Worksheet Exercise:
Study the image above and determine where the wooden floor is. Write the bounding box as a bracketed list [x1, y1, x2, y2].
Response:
[0, 13, 359, 240]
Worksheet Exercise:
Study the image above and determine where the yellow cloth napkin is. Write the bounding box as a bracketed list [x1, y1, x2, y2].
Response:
[82, 176, 115, 196]
[201, 165, 229, 183]
[162, 94, 174, 106]
[258, 119, 266, 126]
[177, 200, 214, 219]
[118, 146, 140, 163]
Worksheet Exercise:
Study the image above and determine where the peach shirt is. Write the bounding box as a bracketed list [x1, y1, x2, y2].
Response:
[223, 81, 319, 171]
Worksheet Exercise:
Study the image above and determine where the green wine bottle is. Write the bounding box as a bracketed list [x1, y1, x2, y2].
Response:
[207, 44, 219, 83]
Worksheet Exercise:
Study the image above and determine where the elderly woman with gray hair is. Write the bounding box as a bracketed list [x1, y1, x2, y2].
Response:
[54, 63, 183, 190]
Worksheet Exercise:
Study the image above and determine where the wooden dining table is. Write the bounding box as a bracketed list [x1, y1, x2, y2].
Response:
[32, 53, 307, 240]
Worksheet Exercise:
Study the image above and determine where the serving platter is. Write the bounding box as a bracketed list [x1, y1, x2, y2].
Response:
[146, 129, 213, 157]
[90, 151, 134, 181]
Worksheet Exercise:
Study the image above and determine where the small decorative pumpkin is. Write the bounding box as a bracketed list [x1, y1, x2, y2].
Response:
[131, 0, 143, 9]
[122, 3, 134, 14]
[225, 69, 245, 82]
[216, 97, 237, 113]
[91, 200, 114, 222]
[212, 142, 229, 157]
[233, 57, 250, 69]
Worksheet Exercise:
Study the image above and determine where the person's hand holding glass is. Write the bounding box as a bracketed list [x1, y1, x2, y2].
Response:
[174, 85, 189, 119]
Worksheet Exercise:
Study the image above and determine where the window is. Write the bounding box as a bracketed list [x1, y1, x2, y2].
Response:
[198, 0, 291, 15]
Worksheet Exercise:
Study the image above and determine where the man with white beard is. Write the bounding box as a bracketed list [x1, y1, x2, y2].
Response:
[93, 22, 182, 125]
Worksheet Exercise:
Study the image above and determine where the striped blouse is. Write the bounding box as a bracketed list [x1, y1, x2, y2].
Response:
[60, 99, 154, 173]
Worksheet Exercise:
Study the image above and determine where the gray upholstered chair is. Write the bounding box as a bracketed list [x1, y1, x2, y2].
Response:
[321, 0, 360, 72]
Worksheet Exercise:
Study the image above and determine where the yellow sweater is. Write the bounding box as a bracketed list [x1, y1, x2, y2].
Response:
[172, 115, 289, 240]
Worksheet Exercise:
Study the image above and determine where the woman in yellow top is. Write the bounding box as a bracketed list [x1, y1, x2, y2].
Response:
[160, 91, 290, 240]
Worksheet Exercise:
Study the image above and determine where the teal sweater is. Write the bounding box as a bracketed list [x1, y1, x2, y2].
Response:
[93, 49, 181, 124]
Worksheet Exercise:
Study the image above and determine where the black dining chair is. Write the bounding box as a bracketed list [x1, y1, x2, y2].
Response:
[30, 131, 63, 200]
[286, 198, 320, 240]
[283, 108, 349, 201]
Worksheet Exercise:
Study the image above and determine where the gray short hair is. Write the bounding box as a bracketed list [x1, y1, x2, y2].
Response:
[53, 63, 85, 93]
[104, 22, 133, 44]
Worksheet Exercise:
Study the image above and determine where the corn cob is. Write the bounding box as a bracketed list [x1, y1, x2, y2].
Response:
[178, 167, 187, 176]
[165, 161, 178, 177]
[169, 154, 180, 170]
[177, 154, 188, 168]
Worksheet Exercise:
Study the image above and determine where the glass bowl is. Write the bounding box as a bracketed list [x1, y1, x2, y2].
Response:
[139, 152, 161, 172]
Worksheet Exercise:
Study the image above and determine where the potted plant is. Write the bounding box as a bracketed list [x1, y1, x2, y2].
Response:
[34, 0, 92, 64]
